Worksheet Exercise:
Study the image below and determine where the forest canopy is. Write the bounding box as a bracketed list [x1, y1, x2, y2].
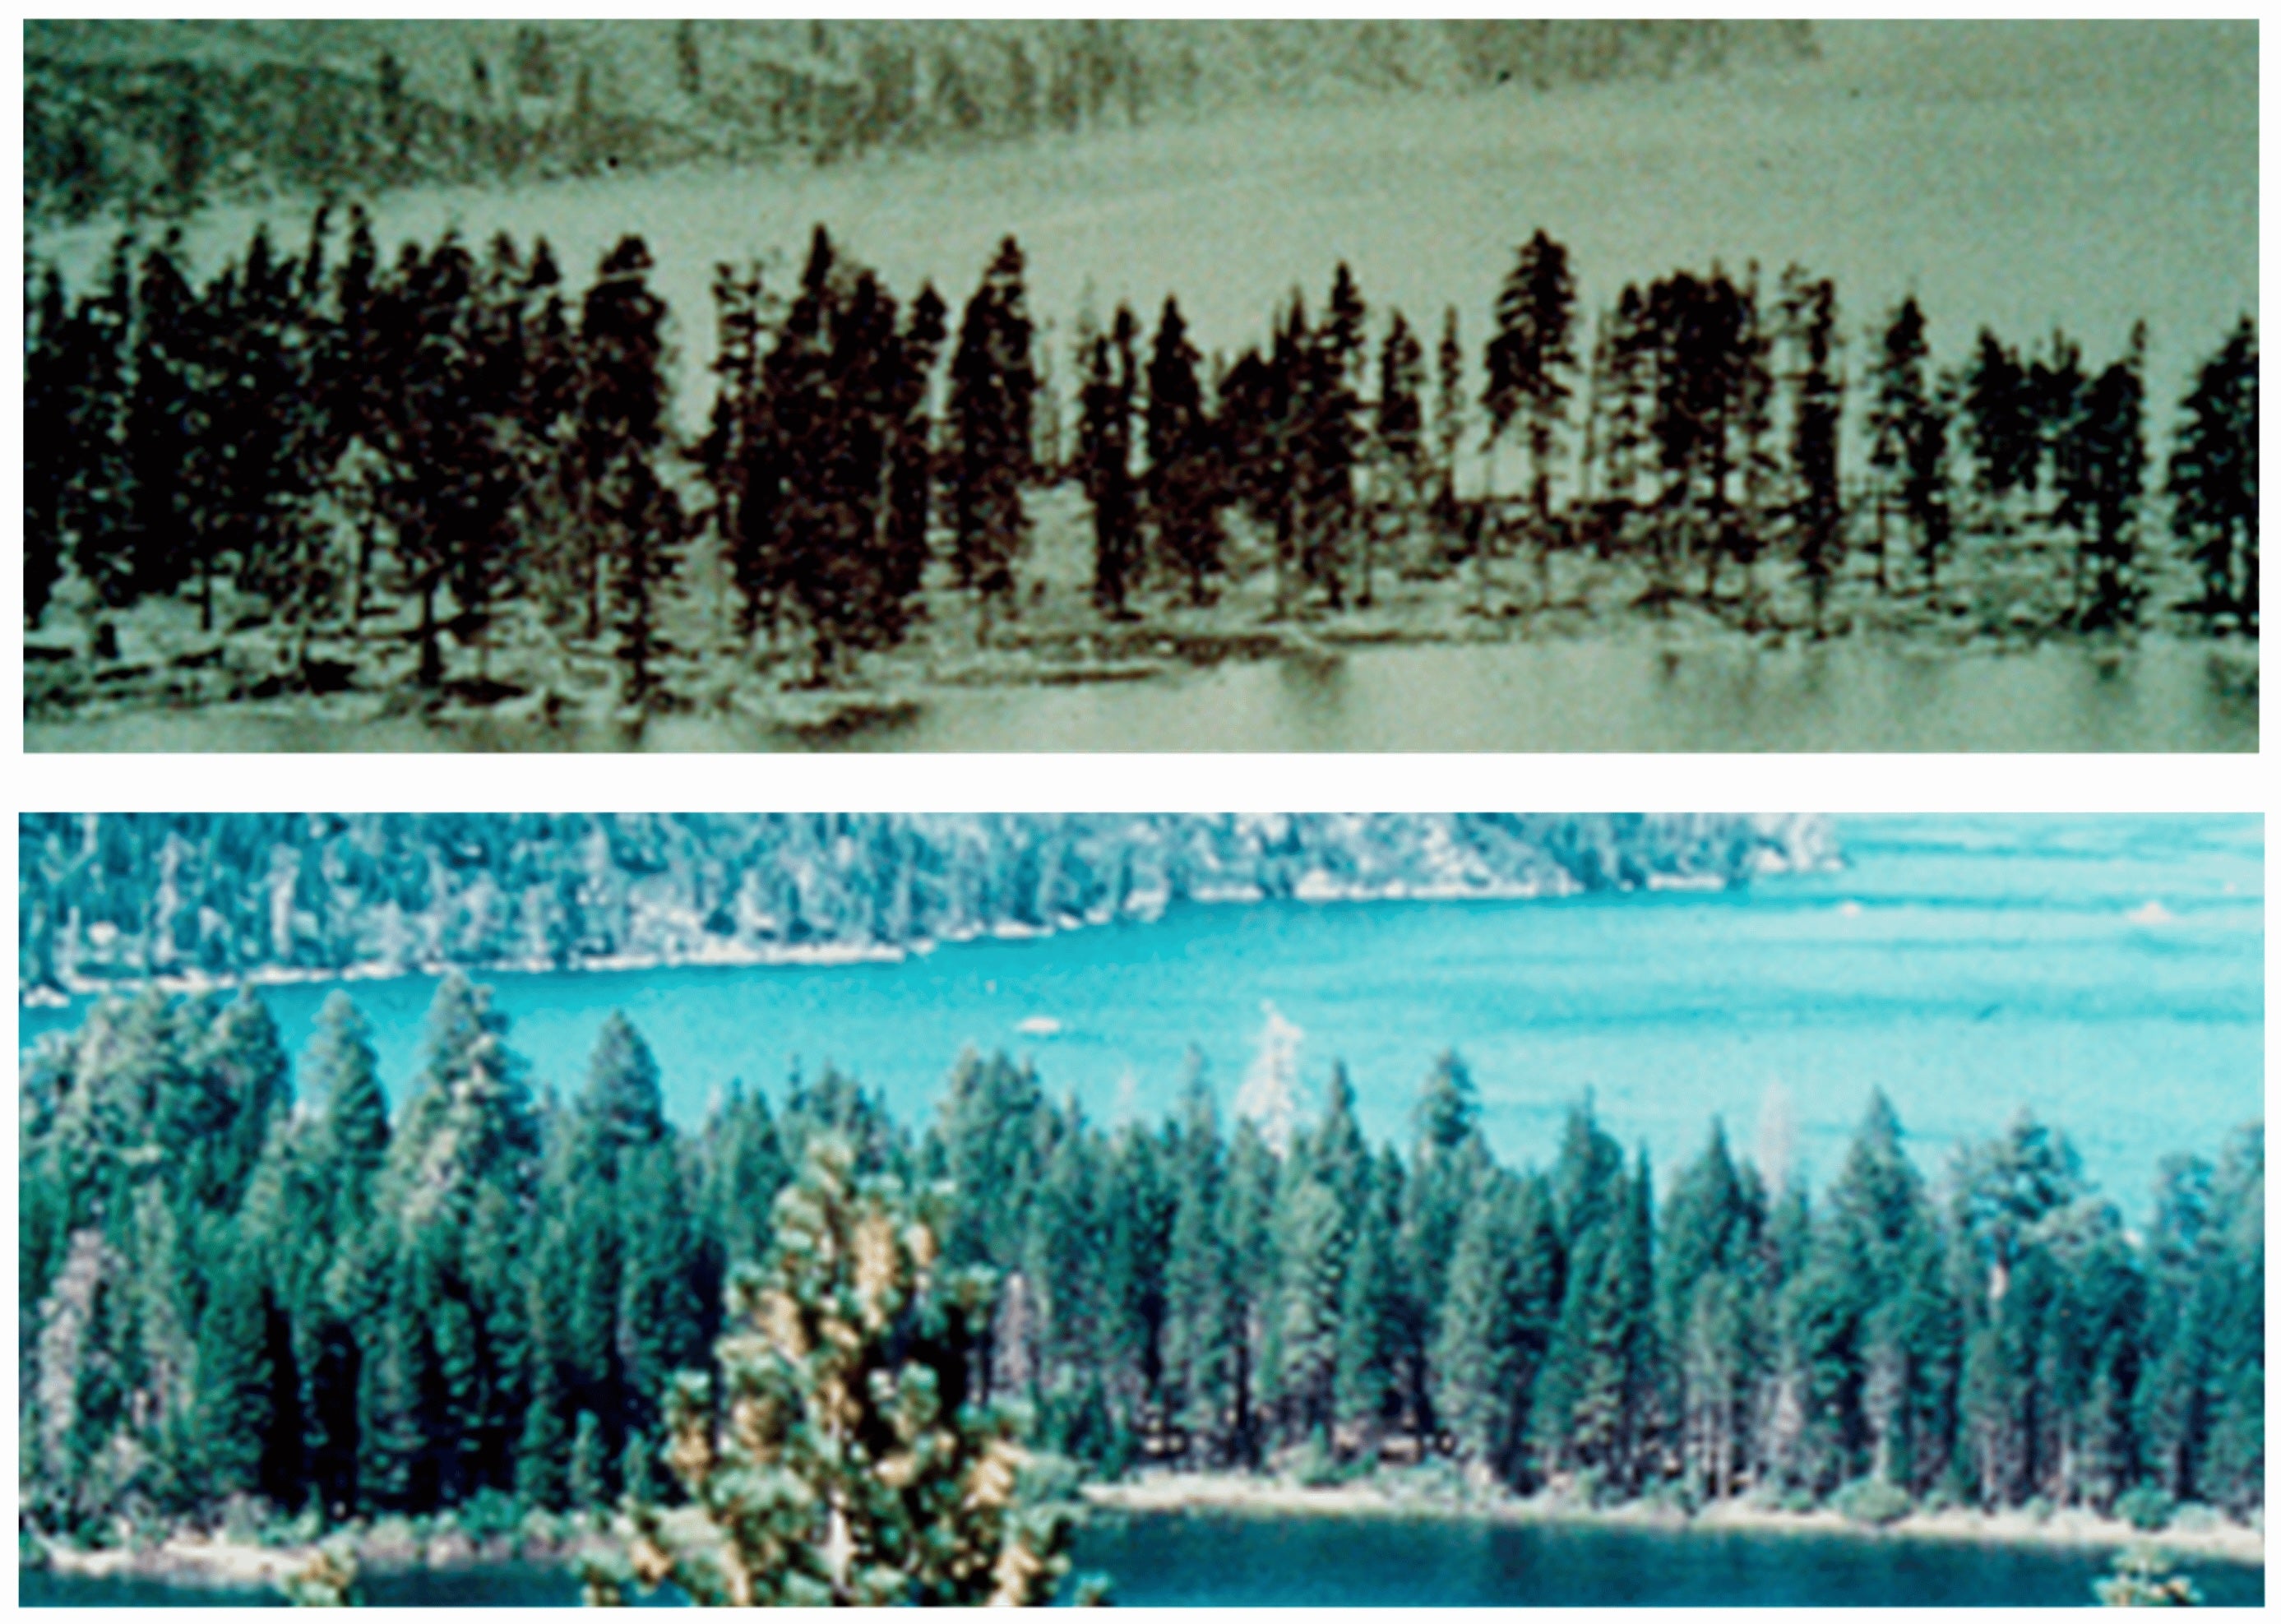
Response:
[19, 977, 2263, 1550]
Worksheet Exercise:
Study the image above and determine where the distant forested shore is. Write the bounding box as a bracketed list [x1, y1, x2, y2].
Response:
[25, 21, 1813, 224]
[24, 196, 2256, 735]
[21, 976, 2262, 1555]
[16, 812, 1829, 998]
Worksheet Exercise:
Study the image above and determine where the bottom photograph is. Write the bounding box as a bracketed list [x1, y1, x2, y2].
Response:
[16, 812, 2265, 1608]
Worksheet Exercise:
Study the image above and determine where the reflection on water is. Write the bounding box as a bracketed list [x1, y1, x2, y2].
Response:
[837, 636, 2258, 752]
[23, 637, 2259, 752]
[1080, 1509, 2268, 1608]
[20, 1514, 2265, 1608]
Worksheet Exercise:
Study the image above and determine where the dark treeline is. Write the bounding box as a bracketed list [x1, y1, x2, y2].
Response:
[20, 979, 2262, 1546]
[24, 216, 2259, 710]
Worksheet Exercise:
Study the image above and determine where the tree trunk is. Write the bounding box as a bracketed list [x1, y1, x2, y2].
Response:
[417, 581, 442, 688]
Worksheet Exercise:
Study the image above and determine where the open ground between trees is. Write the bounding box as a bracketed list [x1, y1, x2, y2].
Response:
[20, 978, 2263, 1552]
[24, 214, 2258, 725]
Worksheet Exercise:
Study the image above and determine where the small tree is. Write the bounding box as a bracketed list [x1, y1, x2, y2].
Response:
[590, 1136, 1090, 1607]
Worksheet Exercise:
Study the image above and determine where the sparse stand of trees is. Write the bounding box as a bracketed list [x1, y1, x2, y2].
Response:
[25, 219, 2257, 716]
[20, 980, 2263, 1548]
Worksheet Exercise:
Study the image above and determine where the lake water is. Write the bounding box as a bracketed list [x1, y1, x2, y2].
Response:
[21, 637, 2262, 753]
[817, 636, 2259, 754]
[19, 1511, 2266, 1608]
[19, 816, 2262, 1217]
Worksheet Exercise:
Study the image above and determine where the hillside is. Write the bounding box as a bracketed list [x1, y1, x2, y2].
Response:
[18, 812, 1836, 995]
[24, 20, 1815, 221]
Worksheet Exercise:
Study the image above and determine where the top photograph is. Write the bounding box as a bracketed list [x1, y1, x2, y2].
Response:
[21, 19, 2258, 752]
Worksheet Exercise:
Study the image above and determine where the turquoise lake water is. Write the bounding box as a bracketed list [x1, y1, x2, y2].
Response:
[21, 1512, 2265, 1608]
[17, 815, 2262, 1216]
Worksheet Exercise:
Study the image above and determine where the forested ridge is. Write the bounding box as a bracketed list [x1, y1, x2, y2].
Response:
[16, 812, 1827, 997]
[20, 977, 2263, 1550]
[24, 199, 2257, 727]
[25, 21, 1813, 223]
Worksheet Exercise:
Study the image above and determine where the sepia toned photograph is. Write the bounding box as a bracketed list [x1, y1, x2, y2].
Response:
[16, 812, 2265, 1604]
[20, 21, 2259, 752]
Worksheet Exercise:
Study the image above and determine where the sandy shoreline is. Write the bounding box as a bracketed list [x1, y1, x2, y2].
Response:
[1082, 1473, 2268, 1568]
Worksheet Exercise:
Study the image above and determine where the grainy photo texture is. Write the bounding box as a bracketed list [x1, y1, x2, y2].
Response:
[21, 21, 2258, 749]
[16, 814, 2265, 1603]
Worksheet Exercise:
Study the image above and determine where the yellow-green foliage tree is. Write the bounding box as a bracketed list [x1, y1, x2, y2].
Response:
[2094, 1548, 2202, 1608]
[587, 1136, 1087, 1606]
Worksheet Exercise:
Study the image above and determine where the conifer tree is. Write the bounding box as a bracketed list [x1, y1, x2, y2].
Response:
[1302, 263, 1369, 610]
[24, 264, 72, 627]
[1367, 311, 1428, 601]
[597, 1136, 1083, 1606]
[1335, 1150, 1404, 1441]
[2068, 326, 2149, 632]
[1078, 304, 1141, 618]
[698, 261, 767, 643]
[61, 237, 138, 613]
[2166, 318, 2257, 634]
[1865, 297, 1932, 596]
[882, 284, 949, 634]
[580, 235, 682, 706]
[1433, 307, 1468, 545]
[1483, 229, 1579, 599]
[946, 236, 1037, 634]
[1778, 270, 1843, 632]
[1144, 297, 1224, 604]
[123, 231, 201, 603]
[1163, 1061, 1236, 1450]
[1431, 1171, 1559, 1485]
[1962, 328, 2038, 527]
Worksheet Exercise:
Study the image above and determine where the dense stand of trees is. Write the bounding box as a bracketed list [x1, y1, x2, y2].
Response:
[24, 218, 2258, 712]
[21, 980, 2262, 1545]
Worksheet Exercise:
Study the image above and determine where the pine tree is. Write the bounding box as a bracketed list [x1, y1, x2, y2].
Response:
[598, 1136, 1083, 1606]
[1367, 311, 1429, 603]
[192, 1234, 277, 1498]
[1302, 262, 1369, 610]
[2166, 318, 2257, 634]
[1433, 306, 1468, 552]
[24, 263, 72, 627]
[1864, 297, 1932, 597]
[2070, 326, 2149, 632]
[1962, 328, 2038, 527]
[123, 231, 201, 603]
[1430, 1171, 1558, 1485]
[1483, 229, 1579, 603]
[1144, 297, 1225, 605]
[1078, 304, 1141, 618]
[61, 237, 138, 613]
[1335, 1150, 1404, 1441]
[946, 236, 1037, 634]
[1397, 1053, 1488, 1445]
[579, 235, 682, 707]
[699, 260, 769, 645]
[883, 284, 949, 636]
[1162, 1060, 1236, 1451]
[1778, 270, 1844, 633]
[585, 1010, 668, 1150]
[1658, 1122, 1762, 1499]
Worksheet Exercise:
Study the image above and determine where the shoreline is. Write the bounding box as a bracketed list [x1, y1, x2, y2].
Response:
[17, 840, 1841, 1011]
[1082, 1472, 2267, 1568]
[31, 1478, 2263, 1596]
